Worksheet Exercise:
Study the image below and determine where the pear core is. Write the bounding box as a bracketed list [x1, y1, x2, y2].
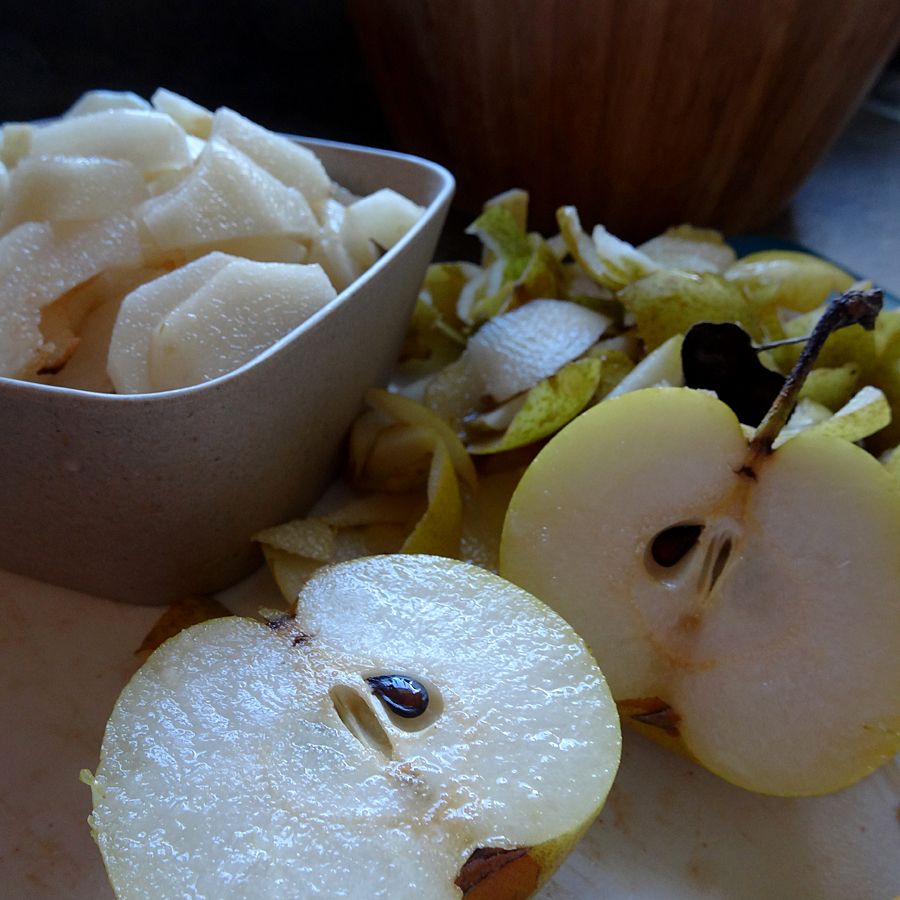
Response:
[88, 555, 620, 898]
[501, 387, 900, 796]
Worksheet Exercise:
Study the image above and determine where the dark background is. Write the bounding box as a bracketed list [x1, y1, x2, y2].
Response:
[0, 0, 392, 147]
[2, 1, 898, 282]
[2, 1, 898, 158]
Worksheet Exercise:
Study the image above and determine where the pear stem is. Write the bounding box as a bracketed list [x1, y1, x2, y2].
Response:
[746, 288, 883, 463]
[753, 335, 811, 351]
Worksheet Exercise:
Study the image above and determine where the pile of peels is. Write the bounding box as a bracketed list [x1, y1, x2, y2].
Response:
[256, 190, 900, 600]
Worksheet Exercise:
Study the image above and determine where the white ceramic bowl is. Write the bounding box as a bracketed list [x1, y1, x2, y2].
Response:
[0, 137, 454, 603]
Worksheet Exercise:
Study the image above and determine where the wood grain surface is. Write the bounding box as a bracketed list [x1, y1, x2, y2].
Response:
[350, 0, 900, 237]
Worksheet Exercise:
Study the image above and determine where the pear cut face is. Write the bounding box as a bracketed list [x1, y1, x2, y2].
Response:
[89, 556, 620, 898]
[501, 387, 900, 795]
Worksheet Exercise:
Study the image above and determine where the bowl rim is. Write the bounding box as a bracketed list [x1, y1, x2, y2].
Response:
[0, 134, 455, 404]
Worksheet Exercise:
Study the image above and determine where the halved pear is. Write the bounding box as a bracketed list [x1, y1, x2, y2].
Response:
[500, 386, 900, 796]
[87, 555, 620, 899]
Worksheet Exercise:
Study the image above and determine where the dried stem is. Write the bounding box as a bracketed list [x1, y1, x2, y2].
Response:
[754, 335, 811, 351]
[746, 288, 883, 464]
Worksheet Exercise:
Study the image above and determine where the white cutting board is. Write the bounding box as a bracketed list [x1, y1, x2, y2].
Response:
[1, 565, 898, 899]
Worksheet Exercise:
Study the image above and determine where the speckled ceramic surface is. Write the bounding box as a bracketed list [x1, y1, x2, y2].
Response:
[0, 139, 453, 604]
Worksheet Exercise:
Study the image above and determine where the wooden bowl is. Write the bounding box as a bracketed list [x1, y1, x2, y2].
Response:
[350, 0, 900, 238]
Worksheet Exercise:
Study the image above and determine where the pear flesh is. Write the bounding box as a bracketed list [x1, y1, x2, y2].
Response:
[88, 556, 620, 898]
[501, 387, 900, 796]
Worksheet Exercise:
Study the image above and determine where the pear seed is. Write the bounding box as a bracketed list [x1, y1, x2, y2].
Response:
[629, 701, 681, 737]
[366, 674, 429, 718]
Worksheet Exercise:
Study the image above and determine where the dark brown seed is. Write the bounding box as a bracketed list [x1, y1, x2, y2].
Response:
[631, 702, 681, 737]
[366, 674, 429, 718]
[619, 697, 683, 737]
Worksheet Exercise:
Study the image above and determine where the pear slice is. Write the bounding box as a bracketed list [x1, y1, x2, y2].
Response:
[341, 188, 425, 269]
[150, 88, 214, 138]
[501, 291, 900, 796]
[0, 122, 32, 168]
[0, 155, 147, 228]
[0, 216, 142, 377]
[147, 259, 336, 390]
[87, 555, 620, 899]
[106, 252, 233, 393]
[29, 109, 191, 175]
[138, 139, 317, 252]
[65, 90, 152, 116]
[0, 222, 58, 376]
[307, 197, 363, 292]
[210, 106, 330, 202]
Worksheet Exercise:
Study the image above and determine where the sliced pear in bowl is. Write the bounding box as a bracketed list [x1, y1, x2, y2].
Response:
[501, 289, 900, 797]
[86, 555, 620, 899]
